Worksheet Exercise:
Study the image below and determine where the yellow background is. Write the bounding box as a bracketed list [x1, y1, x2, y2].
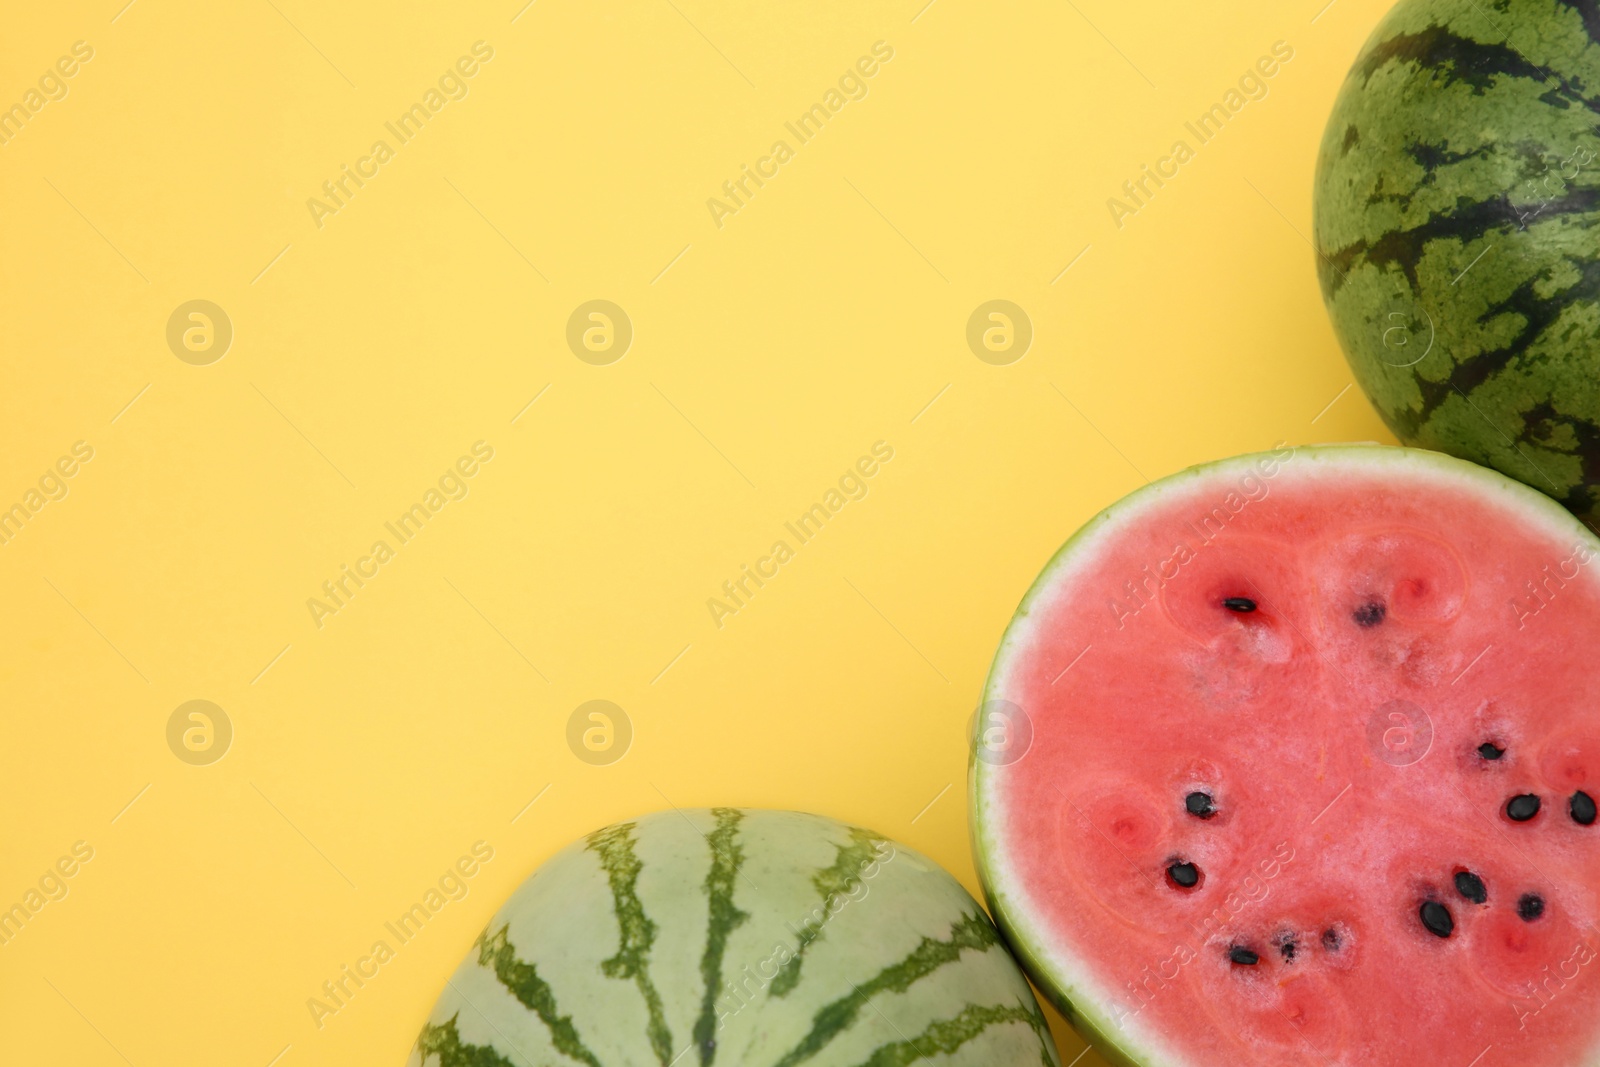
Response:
[0, 0, 1395, 1063]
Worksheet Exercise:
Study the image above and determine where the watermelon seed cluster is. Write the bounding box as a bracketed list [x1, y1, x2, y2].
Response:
[1170, 725, 1591, 974]
[1418, 861, 1555, 940]
[1168, 792, 1220, 890]
[1415, 742, 1596, 939]
[1225, 930, 1341, 969]
[1495, 786, 1597, 825]
[1216, 911, 1349, 970]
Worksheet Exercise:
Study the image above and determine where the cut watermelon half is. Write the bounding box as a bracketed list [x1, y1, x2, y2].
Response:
[969, 445, 1600, 1067]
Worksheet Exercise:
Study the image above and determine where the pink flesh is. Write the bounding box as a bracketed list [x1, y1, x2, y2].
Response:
[995, 459, 1600, 1066]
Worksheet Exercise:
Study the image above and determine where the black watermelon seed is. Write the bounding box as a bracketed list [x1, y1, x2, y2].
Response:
[1420, 900, 1454, 938]
[1222, 597, 1257, 613]
[1228, 946, 1260, 965]
[1321, 928, 1342, 951]
[1478, 742, 1505, 760]
[1518, 894, 1546, 921]
[1352, 601, 1386, 627]
[1454, 870, 1487, 904]
[1167, 861, 1200, 889]
[1277, 937, 1297, 962]
[1571, 791, 1597, 826]
[1185, 791, 1216, 819]
[1506, 794, 1542, 822]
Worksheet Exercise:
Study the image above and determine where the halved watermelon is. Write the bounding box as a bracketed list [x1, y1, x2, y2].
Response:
[970, 445, 1600, 1067]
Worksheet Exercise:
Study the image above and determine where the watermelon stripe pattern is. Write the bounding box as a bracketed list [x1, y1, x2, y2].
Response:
[415, 1018, 516, 1067]
[473, 926, 604, 1067]
[850, 1003, 1056, 1067]
[589, 822, 676, 1065]
[771, 826, 891, 997]
[1313, 0, 1600, 520]
[694, 809, 751, 1065]
[410, 809, 1060, 1067]
[770, 910, 1000, 1067]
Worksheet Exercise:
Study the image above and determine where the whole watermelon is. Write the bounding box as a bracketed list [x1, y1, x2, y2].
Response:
[408, 808, 1061, 1067]
[1313, 0, 1600, 522]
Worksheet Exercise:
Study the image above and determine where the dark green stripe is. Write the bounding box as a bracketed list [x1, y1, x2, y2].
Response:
[1516, 394, 1600, 516]
[588, 822, 675, 1066]
[1411, 254, 1600, 427]
[1352, 25, 1550, 96]
[475, 925, 605, 1067]
[415, 1016, 519, 1067]
[770, 909, 1000, 1067]
[843, 1000, 1052, 1067]
[1558, 0, 1600, 45]
[1320, 178, 1598, 302]
[769, 827, 889, 998]
[694, 808, 750, 1066]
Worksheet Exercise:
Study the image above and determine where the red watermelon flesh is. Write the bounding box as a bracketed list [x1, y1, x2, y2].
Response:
[969, 446, 1600, 1067]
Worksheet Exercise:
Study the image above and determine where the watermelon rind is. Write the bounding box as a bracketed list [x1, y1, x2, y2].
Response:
[968, 444, 1600, 1067]
[409, 807, 1063, 1067]
[1313, 0, 1600, 523]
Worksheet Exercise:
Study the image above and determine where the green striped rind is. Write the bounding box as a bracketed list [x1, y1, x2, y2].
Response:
[771, 910, 999, 1067]
[845, 1000, 1055, 1067]
[473, 925, 604, 1067]
[968, 445, 1600, 1067]
[587, 821, 675, 1065]
[410, 809, 1060, 1067]
[414, 1017, 516, 1067]
[1312, 0, 1600, 521]
[769, 826, 888, 997]
[694, 808, 750, 1065]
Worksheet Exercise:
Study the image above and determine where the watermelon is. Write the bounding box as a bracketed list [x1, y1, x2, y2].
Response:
[969, 445, 1600, 1067]
[409, 808, 1062, 1067]
[1312, 0, 1600, 523]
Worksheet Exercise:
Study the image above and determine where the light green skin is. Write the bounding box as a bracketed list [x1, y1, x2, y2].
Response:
[409, 808, 1062, 1067]
[968, 445, 1600, 1067]
[1313, 0, 1600, 522]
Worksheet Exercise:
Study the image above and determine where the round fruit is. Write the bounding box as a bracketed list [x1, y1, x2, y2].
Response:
[1313, 0, 1600, 523]
[970, 445, 1600, 1067]
[409, 808, 1061, 1067]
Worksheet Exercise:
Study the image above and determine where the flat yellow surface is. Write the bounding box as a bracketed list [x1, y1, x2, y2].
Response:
[0, 1, 1396, 1063]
